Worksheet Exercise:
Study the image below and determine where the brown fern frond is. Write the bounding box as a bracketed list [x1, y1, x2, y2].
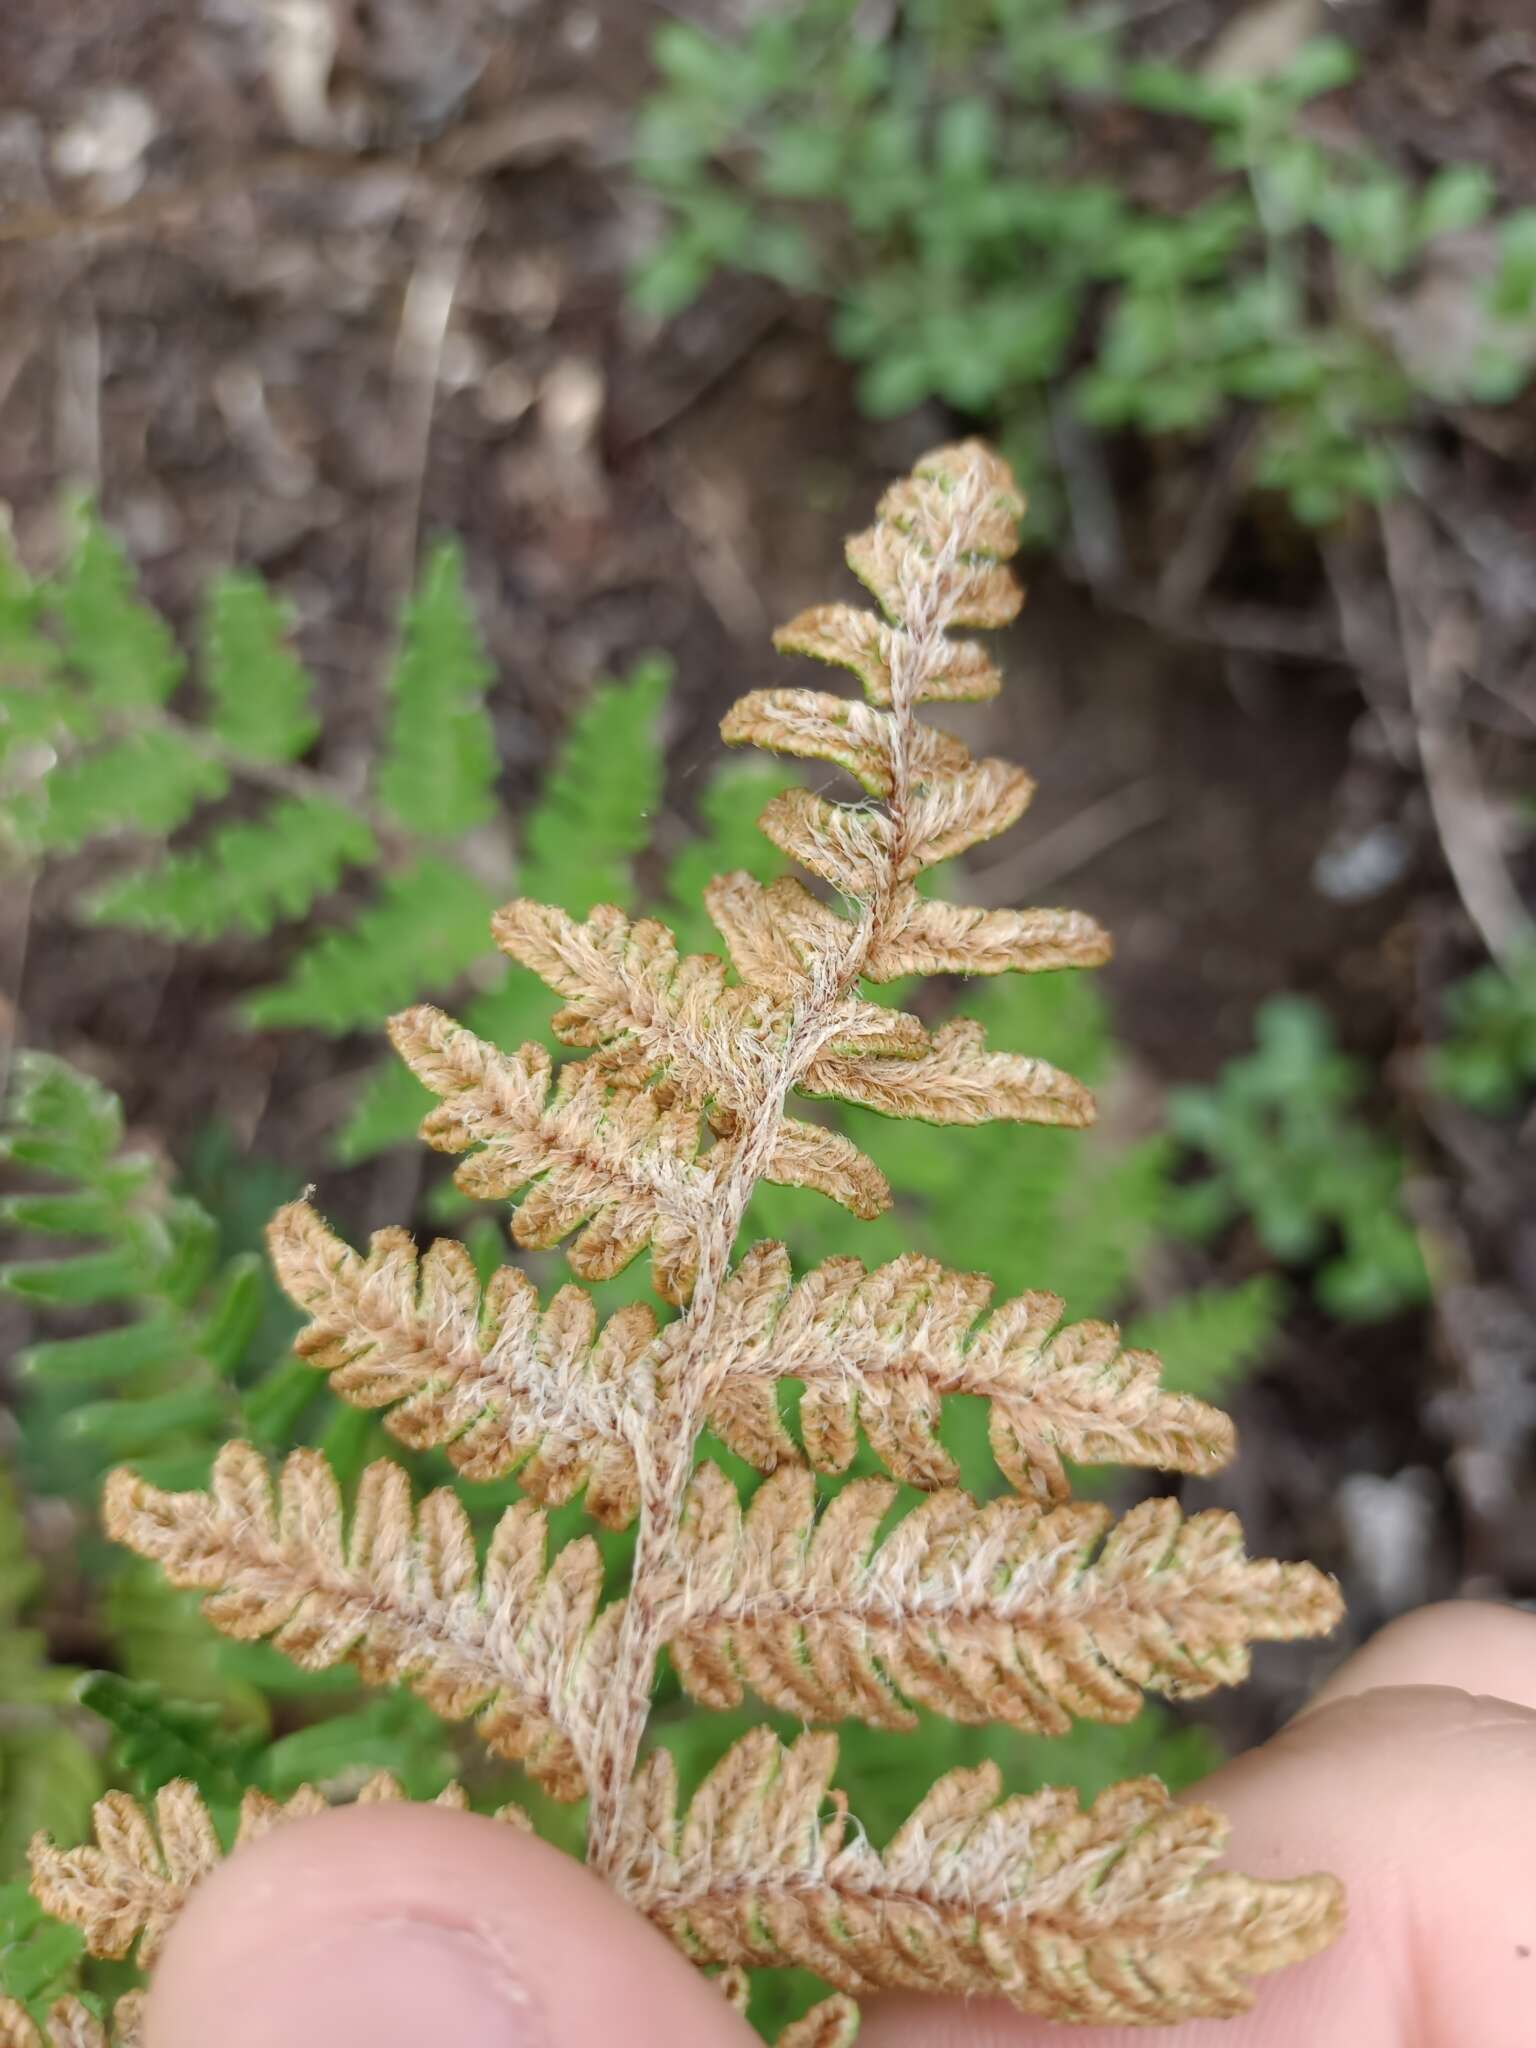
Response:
[703, 872, 845, 993]
[663, 1464, 1341, 1733]
[53, 439, 1346, 2030]
[29, 1774, 519, 1973]
[697, 1242, 1233, 1500]
[266, 1199, 648, 1524]
[388, 1001, 906, 1300]
[102, 1446, 616, 1799]
[0, 1997, 143, 2048]
[616, 1730, 1343, 2026]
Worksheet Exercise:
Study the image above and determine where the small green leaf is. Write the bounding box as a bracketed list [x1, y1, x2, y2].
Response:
[87, 796, 377, 941]
[77, 1672, 262, 1810]
[15, 1313, 193, 1388]
[21, 730, 227, 854]
[50, 504, 183, 709]
[243, 854, 499, 1034]
[376, 542, 497, 838]
[519, 655, 673, 913]
[2, 1247, 152, 1306]
[0, 1881, 86, 2009]
[1417, 163, 1494, 241]
[203, 571, 319, 763]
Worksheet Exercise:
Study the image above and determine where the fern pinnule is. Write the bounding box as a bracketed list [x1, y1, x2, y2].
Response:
[663, 1464, 1339, 1733]
[0, 1994, 143, 2048]
[102, 1445, 615, 1800]
[266, 1198, 650, 1522]
[34, 440, 1345, 2032]
[616, 1730, 1340, 2026]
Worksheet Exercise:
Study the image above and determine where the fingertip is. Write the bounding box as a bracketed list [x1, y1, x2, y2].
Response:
[1302, 1599, 1536, 1716]
[145, 1802, 749, 2048]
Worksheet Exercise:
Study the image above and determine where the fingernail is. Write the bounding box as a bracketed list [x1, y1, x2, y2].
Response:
[216, 1915, 544, 2048]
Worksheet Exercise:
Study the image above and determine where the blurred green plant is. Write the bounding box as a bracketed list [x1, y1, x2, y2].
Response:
[0, 1470, 99, 1882]
[1168, 995, 1427, 1320]
[1429, 950, 1536, 1115]
[0, 506, 672, 1154]
[634, 6, 1535, 528]
[0, 1053, 307, 1495]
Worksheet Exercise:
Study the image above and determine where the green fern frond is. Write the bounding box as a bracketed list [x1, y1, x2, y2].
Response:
[1126, 1277, 1285, 1401]
[663, 757, 797, 956]
[0, 1469, 101, 1882]
[518, 654, 672, 910]
[19, 731, 227, 854]
[50, 504, 183, 710]
[1, 1055, 266, 1491]
[244, 854, 499, 1034]
[74, 1674, 262, 1813]
[203, 572, 319, 764]
[85, 797, 377, 941]
[2, 516, 518, 1046]
[336, 658, 675, 1160]
[376, 543, 497, 837]
[0, 1882, 85, 2020]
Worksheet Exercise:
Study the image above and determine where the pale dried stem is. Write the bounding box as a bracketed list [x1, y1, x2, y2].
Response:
[584, 504, 971, 1872]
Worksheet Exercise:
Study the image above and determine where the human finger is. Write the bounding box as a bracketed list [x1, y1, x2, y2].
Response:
[145, 1799, 753, 2048]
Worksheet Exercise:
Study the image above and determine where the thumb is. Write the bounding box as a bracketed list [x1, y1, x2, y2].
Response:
[145, 1800, 753, 2048]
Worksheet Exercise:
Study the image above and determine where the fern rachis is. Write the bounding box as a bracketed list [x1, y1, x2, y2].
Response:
[25, 444, 1343, 2036]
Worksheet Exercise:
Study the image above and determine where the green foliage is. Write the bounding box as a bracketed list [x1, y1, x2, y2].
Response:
[0, 1470, 101, 1881]
[243, 854, 500, 1034]
[202, 572, 318, 764]
[50, 504, 183, 710]
[88, 797, 376, 941]
[376, 543, 497, 837]
[338, 657, 675, 1161]
[1169, 996, 1427, 1321]
[0, 511, 512, 1033]
[635, 7, 1536, 528]
[1429, 950, 1536, 1114]
[0, 1053, 303, 1493]
[76, 1674, 262, 1815]
[0, 1882, 85, 2022]
[1126, 1275, 1286, 1402]
[519, 655, 673, 910]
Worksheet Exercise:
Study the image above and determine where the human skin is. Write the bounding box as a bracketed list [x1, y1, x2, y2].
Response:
[144, 1601, 1536, 2048]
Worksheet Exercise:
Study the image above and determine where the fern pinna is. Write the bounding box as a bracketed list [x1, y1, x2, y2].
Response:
[25, 444, 1343, 2036]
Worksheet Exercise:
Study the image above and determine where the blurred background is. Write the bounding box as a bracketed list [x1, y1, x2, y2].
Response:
[2, 0, 1535, 2016]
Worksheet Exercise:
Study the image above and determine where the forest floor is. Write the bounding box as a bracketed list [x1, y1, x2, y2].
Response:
[3, 0, 1535, 1754]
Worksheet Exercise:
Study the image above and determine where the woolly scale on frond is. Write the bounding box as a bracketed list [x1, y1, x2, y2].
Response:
[615, 1729, 1343, 2028]
[29, 441, 1346, 2035]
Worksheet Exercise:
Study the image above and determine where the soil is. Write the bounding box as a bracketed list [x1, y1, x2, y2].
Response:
[3, 0, 1535, 1755]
